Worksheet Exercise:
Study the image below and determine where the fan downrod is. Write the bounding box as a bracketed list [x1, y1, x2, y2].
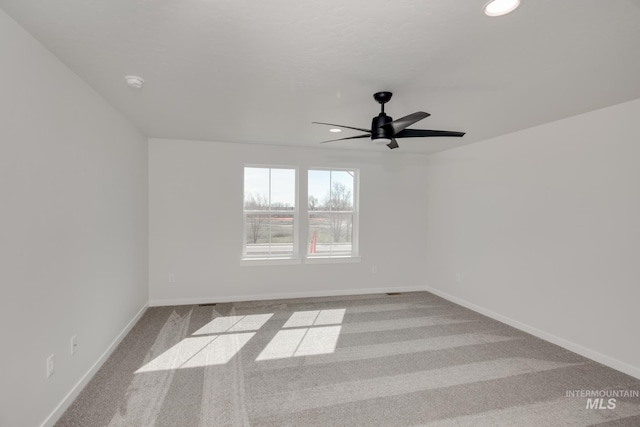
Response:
[374, 92, 392, 114]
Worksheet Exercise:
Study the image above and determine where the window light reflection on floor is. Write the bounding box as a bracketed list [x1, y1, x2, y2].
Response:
[135, 313, 273, 373]
[256, 326, 342, 360]
[283, 309, 345, 328]
[193, 313, 274, 335]
[136, 333, 255, 372]
[256, 309, 346, 361]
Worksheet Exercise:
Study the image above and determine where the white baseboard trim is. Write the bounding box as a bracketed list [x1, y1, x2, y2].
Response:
[40, 303, 149, 427]
[425, 286, 640, 380]
[149, 285, 426, 307]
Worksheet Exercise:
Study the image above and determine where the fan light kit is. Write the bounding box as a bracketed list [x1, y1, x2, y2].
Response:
[124, 75, 145, 89]
[484, 0, 521, 17]
[313, 92, 465, 150]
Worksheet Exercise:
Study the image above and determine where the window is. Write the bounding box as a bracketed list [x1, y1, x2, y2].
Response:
[243, 167, 297, 258]
[308, 169, 357, 258]
[242, 166, 358, 262]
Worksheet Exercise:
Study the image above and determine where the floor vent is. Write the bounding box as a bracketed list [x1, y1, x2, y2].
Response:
[198, 303, 217, 306]
[386, 292, 402, 296]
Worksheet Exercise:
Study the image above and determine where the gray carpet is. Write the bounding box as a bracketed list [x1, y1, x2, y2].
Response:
[56, 292, 640, 426]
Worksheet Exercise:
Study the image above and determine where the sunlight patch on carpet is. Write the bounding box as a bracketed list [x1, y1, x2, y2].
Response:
[136, 313, 273, 372]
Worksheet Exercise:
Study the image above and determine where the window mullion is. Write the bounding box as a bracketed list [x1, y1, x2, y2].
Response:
[297, 167, 307, 259]
[268, 169, 272, 256]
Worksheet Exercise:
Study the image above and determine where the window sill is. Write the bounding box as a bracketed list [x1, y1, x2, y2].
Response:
[305, 256, 361, 264]
[239, 256, 361, 266]
[240, 257, 302, 266]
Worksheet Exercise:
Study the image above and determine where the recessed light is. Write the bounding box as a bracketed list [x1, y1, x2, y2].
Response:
[124, 75, 145, 89]
[329, 128, 342, 133]
[484, 0, 521, 17]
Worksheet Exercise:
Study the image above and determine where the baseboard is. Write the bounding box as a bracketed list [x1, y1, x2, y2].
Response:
[149, 285, 426, 307]
[425, 286, 640, 380]
[40, 303, 149, 427]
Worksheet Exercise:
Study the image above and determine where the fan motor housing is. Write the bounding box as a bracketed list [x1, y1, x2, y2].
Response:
[371, 113, 393, 140]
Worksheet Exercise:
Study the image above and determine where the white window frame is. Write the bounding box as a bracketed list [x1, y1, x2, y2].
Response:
[240, 165, 360, 265]
[306, 168, 359, 260]
[242, 165, 299, 262]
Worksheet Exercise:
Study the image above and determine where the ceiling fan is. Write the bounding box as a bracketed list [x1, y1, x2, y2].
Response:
[313, 92, 465, 149]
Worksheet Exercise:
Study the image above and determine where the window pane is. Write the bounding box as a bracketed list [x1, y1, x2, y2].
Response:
[270, 168, 295, 209]
[330, 171, 354, 211]
[268, 214, 294, 252]
[244, 168, 269, 210]
[308, 169, 357, 257]
[245, 213, 294, 257]
[244, 166, 296, 259]
[308, 170, 330, 210]
[309, 213, 353, 256]
[245, 213, 268, 245]
[308, 169, 354, 212]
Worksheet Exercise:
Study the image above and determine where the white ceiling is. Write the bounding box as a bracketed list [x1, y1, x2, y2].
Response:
[2, 0, 640, 153]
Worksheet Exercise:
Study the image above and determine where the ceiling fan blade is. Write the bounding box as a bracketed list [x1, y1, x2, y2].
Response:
[320, 134, 371, 144]
[380, 112, 430, 134]
[395, 129, 465, 138]
[386, 139, 399, 150]
[312, 122, 371, 133]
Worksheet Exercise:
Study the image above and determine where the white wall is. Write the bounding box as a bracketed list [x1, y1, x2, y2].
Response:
[0, 9, 148, 427]
[425, 98, 640, 378]
[149, 139, 429, 304]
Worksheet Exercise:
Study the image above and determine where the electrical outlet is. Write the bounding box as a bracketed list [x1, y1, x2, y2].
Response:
[372, 266, 378, 274]
[71, 335, 78, 356]
[46, 354, 55, 378]
[455, 272, 462, 283]
[169, 274, 176, 284]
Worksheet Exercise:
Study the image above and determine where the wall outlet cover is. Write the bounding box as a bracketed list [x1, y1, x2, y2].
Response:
[46, 354, 55, 378]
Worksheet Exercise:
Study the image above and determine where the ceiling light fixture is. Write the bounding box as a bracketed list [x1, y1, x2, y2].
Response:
[124, 75, 145, 89]
[329, 128, 342, 133]
[483, 0, 521, 17]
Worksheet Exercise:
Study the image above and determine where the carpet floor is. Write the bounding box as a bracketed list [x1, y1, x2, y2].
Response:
[55, 292, 640, 426]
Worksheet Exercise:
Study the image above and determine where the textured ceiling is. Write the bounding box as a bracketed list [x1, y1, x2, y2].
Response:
[2, 0, 640, 153]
